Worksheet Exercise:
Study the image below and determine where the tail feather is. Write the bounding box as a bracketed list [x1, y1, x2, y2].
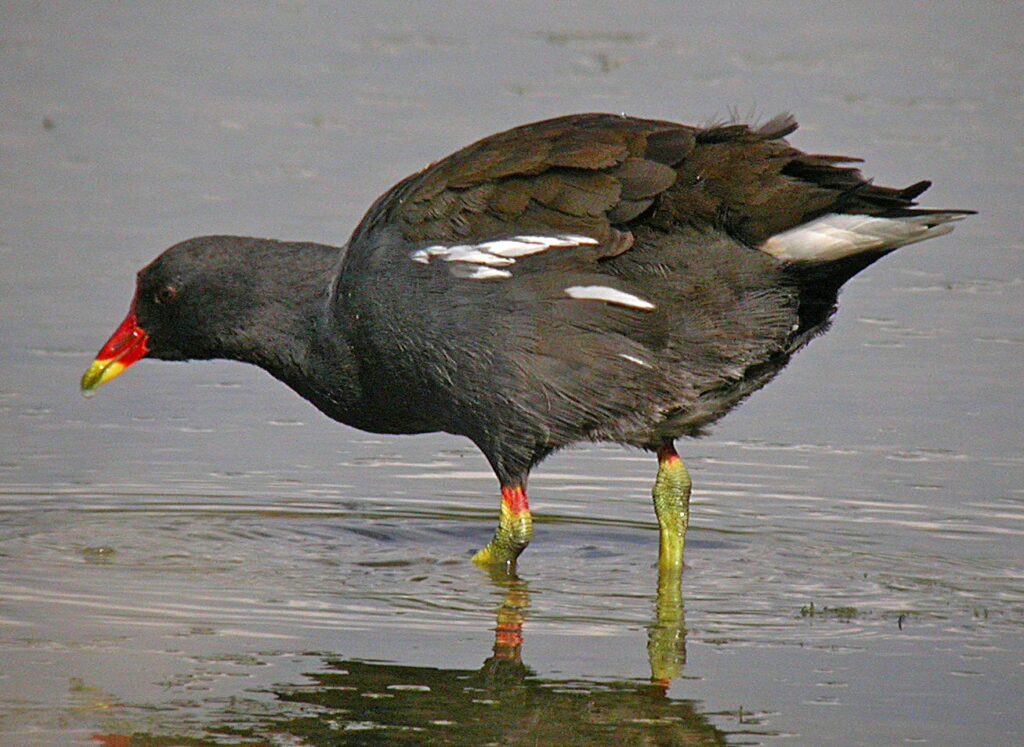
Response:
[900, 180, 932, 200]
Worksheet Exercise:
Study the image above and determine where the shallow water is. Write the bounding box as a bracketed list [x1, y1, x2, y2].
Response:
[2, 3, 1022, 745]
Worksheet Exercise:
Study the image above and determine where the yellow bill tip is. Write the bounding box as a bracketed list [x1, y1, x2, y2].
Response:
[80, 358, 128, 397]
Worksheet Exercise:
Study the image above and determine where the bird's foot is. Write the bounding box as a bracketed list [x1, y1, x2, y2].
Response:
[472, 485, 533, 573]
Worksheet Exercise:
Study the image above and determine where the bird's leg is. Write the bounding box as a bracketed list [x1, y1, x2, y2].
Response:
[652, 441, 692, 573]
[472, 484, 533, 572]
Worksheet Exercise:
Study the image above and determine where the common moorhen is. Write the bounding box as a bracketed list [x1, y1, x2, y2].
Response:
[82, 113, 971, 572]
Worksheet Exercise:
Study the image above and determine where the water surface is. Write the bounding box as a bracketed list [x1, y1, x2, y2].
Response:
[2, 3, 1022, 745]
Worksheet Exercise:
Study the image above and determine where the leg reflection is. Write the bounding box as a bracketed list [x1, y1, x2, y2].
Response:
[648, 561, 686, 689]
[480, 569, 533, 685]
[491, 573, 530, 663]
[479, 560, 686, 691]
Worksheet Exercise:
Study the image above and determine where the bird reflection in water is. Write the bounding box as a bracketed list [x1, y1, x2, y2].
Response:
[90, 566, 743, 745]
[261, 566, 715, 744]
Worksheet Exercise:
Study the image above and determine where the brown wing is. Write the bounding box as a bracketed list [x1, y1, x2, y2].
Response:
[348, 113, 696, 249]
[348, 112, 936, 257]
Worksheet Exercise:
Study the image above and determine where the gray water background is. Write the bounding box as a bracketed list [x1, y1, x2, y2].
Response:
[1, 2, 1022, 745]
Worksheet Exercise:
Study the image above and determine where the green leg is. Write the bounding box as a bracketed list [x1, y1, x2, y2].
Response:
[473, 485, 533, 572]
[652, 441, 692, 573]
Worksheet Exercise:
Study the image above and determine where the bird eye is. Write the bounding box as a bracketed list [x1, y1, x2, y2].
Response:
[155, 285, 178, 305]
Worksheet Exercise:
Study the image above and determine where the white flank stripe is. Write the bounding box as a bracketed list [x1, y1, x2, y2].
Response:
[619, 353, 651, 367]
[477, 239, 554, 258]
[564, 285, 655, 311]
[410, 234, 600, 280]
[760, 212, 970, 263]
[444, 248, 515, 266]
[522, 234, 599, 246]
[449, 265, 512, 280]
[410, 245, 449, 263]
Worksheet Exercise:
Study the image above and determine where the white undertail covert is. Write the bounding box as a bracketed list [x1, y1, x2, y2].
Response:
[760, 212, 971, 263]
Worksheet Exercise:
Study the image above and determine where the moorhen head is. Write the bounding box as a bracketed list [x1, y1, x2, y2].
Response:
[82, 113, 972, 573]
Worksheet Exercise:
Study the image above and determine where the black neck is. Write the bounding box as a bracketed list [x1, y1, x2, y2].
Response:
[219, 239, 365, 424]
